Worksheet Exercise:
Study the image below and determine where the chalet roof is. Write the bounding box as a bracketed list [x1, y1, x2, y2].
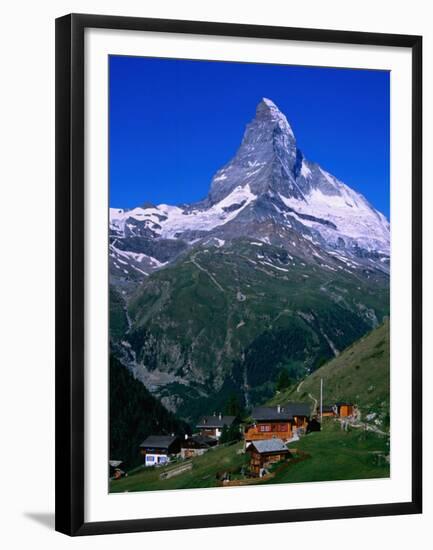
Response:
[194, 434, 217, 445]
[321, 405, 335, 412]
[285, 402, 311, 417]
[252, 406, 291, 421]
[250, 438, 290, 454]
[335, 401, 353, 406]
[181, 434, 216, 448]
[252, 402, 311, 422]
[196, 415, 236, 428]
[139, 435, 178, 450]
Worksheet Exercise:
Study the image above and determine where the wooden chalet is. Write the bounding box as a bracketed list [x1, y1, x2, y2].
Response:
[335, 402, 354, 417]
[245, 403, 311, 444]
[139, 435, 181, 467]
[196, 413, 237, 440]
[247, 438, 291, 476]
[180, 434, 217, 459]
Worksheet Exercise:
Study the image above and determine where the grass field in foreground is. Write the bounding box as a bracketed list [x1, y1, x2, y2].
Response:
[266, 419, 389, 485]
[110, 420, 389, 493]
[109, 441, 246, 493]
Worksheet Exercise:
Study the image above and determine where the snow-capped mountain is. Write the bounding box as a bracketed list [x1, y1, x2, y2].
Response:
[109, 98, 390, 287]
[109, 98, 390, 418]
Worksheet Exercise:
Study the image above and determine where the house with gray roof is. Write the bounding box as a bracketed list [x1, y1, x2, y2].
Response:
[246, 437, 291, 476]
[251, 402, 311, 422]
[196, 413, 237, 440]
[139, 435, 181, 467]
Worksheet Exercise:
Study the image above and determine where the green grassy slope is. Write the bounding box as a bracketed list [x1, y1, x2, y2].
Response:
[268, 320, 390, 425]
[109, 287, 129, 341]
[110, 420, 389, 493]
[110, 441, 246, 493]
[266, 419, 389, 485]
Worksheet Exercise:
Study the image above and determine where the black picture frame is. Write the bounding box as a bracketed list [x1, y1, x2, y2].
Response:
[55, 13, 423, 536]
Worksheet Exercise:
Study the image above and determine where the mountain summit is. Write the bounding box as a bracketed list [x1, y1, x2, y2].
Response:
[209, 97, 299, 203]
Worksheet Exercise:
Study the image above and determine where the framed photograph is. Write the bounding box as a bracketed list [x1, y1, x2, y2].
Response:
[55, 13, 422, 536]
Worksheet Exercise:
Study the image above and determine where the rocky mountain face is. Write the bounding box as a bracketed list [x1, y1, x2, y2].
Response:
[109, 98, 390, 422]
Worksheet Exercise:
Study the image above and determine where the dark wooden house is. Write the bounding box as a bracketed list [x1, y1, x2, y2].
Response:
[247, 438, 291, 476]
[196, 413, 237, 440]
[180, 434, 217, 459]
[139, 435, 181, 467]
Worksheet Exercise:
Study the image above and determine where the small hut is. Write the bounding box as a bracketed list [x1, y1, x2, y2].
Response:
[335, 402, 354, 417]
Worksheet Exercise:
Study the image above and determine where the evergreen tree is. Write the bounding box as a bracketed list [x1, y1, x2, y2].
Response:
[276, 368, 292, 392]
[219, 423, 241, 444]
[110, 354, 190, 469]
[224, 394, 244, 418]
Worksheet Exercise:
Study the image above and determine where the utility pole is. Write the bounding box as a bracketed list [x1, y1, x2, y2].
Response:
[320, 378, 323, 421]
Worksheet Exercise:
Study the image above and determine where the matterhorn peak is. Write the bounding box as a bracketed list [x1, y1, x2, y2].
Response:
[256, 97, 285, 118]
[239, 97, 296, 150]
[256, 97, 279, 112]
[254, 98, 295, 139]
[207, 98, 299, 203]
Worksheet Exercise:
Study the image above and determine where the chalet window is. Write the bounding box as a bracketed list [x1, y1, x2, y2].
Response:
[279, 424, 288, 431]
[146, 455, 155, 463]
[259, 424, 271, 432]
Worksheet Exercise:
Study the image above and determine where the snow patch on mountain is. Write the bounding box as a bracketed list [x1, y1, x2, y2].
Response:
[279, 175, 390, 253]
[301, 161, 312, 178]
[111, 185, 257, 240]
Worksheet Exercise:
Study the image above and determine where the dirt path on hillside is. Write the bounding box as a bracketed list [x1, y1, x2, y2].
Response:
[346, 419, 389, 437]
[296, 380, 304, 393]
[308, 392, 318, 412]
[295, 380, 317, 413]
[191, 254, 225, 292]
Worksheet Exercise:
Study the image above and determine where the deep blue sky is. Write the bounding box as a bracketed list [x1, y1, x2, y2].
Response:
[109, 56, 390, 218]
